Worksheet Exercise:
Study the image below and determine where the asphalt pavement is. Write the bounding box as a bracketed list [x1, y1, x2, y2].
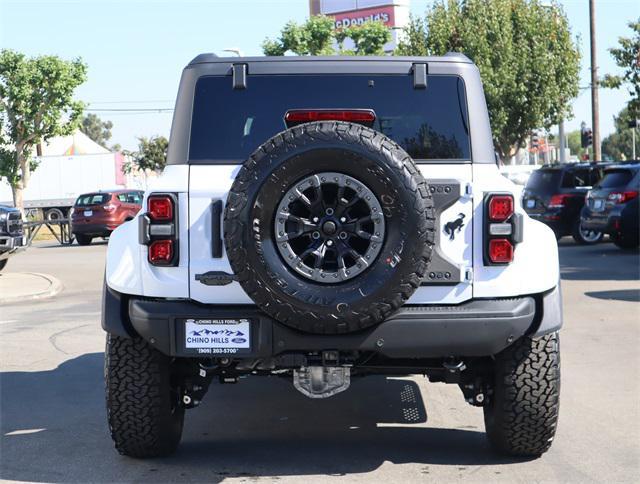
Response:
[0, 239, 638, 483]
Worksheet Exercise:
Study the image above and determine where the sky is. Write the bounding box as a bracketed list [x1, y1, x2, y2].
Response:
[1, 0, 638, 151]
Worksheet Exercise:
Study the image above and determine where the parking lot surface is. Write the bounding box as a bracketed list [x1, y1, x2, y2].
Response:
[1, 240, 639, 483]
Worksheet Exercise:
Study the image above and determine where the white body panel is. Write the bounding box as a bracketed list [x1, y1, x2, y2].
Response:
[106, 165, 190, 298]
[105, 163, 559, 302]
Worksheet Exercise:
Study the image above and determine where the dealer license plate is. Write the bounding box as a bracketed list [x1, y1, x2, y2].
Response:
[84, 210, 93, 217]
[184, 318, 250, 354]
[526, 199, 536, 209]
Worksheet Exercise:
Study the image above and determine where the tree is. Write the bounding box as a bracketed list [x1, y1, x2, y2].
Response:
[601, 19, 640, 118]
[397, 0, 581, 162]
[262, 16, 335, 56]
[336, 21, 392, 55]
[602, 107, 637, 160]
[0, 49, 86, 211]
[80, 113, 113, 148]
[123, 136, 168, 181]
[262, 15, 391, 56]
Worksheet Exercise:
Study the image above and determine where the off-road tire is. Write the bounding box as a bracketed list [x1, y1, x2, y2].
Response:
[224, 121, 435, 334]
[0, 259, 7, 272]
[484, 332, 560, 457]
[75, 234, 93, 246]
[105, 334, 184, 458]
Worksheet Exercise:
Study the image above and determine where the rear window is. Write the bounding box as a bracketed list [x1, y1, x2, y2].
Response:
[117, 192, 143, 204]
[189, 74, 471, 162]
[598, 169, 635, 188]
[75, 194, 110, 207]
[526, 170, 561, 191]
[561, 169, 591, 188]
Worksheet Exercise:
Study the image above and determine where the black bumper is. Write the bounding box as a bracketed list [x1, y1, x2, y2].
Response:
[71, 223, 112, 236]
[102, 285, 562, 359]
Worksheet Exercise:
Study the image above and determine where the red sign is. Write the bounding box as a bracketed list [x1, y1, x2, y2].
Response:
[332, 5, 395, 29]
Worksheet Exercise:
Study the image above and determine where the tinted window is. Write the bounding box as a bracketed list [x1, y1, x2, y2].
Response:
[75, 194, 110, 206]
[598, 169, 634, 188]
[117, 192, 143, 204]
[189, 74, 471, 162]
[561, 169, 590, 188]
[526, 170, 561, 191]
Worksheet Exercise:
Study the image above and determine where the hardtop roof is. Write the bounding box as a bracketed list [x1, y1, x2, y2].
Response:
[187, 53, 472, 67]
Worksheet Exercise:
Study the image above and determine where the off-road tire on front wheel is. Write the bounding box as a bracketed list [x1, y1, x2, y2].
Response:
[484, 332, 560, 457]
[105, 334, 184, 458]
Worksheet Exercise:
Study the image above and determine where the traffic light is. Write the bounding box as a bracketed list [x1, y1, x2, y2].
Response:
[581, 127, 593, 148]
[531, 132, 539, 149]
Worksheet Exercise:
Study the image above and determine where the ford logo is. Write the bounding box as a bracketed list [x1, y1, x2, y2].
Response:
[231, 337, 247, 344]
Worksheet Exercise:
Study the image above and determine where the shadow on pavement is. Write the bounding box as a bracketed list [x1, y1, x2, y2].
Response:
[559, 242, 640, 281]
[585, 289, 640, 302]
[0, 352, 526, 483]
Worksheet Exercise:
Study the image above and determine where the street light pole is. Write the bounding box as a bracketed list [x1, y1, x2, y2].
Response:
[589, 0, 601, 161]
[559, 120, 566, 163]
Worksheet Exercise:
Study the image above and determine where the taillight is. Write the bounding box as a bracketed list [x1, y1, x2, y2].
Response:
[140, 193, 178, 266]
[488, 195, 514, 221]
[548, 194, 570, 208]
[148, 195, 174, 221]
[607, 190, 639, 204]
[284, 109, 376, 126]
[484, 193, 520, 266]
[148, 239, 174, 264]
[488, 238, 514, 263]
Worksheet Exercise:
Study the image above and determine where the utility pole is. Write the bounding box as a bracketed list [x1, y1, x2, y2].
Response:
[559, 121, 566, 163]
[589, 0, 601, 161]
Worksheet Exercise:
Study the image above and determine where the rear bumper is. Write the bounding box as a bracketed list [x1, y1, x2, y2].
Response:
[103, 285, 562, 359]
[526, 211, 570, 234]
[581, 207, 620, 234]
[71, 223, 115, 236]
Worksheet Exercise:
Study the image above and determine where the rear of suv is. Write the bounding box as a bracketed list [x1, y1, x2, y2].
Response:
[71, 190, 143, 245]
[582, 163, 640, 249]
[522, 162, 607, 244]
[102, 55, 562, 459]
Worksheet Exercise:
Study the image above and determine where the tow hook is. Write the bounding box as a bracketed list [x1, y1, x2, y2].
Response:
[459, 377, 491, 407]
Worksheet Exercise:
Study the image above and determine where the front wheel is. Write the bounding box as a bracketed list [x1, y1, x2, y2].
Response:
[572, 220, 603, 245]
[484, 332, 560, 457]
[105, 334, 184, 458]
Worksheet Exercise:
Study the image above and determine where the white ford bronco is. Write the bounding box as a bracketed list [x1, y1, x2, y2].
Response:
[103, 54, 562, 458]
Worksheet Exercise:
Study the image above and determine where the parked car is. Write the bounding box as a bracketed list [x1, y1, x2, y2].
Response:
[71, 190, 143, 245]
[522, 162, 609, 244]
[103, 54, 562, 458]
[0, 204, 24, 271]
[581, 163, 640, 249]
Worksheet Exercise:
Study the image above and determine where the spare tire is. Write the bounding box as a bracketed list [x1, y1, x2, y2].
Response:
[224, 121, 434, 334]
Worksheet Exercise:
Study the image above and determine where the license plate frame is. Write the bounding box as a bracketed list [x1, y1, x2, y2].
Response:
[83, 210, 93, 217]
[179, 318, 252, 356]
[525, 199, 536, 209]
[593, 199, 604, 210]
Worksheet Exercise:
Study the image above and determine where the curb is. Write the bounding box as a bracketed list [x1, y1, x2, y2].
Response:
[0, 272, 64, 304]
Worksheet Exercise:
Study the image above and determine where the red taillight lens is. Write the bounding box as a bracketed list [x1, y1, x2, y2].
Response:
[148, 239, 173, 264]
[488, 195, 514, 221]
[548, 194, 570, 208]
[148, 196, 173, 221]
[608, 190, 639, 204]
[488, 238, 514, 263]
[284, 109, 376, 124]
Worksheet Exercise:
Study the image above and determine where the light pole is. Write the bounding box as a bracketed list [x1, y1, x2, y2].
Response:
[589, 0, 601, 161]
